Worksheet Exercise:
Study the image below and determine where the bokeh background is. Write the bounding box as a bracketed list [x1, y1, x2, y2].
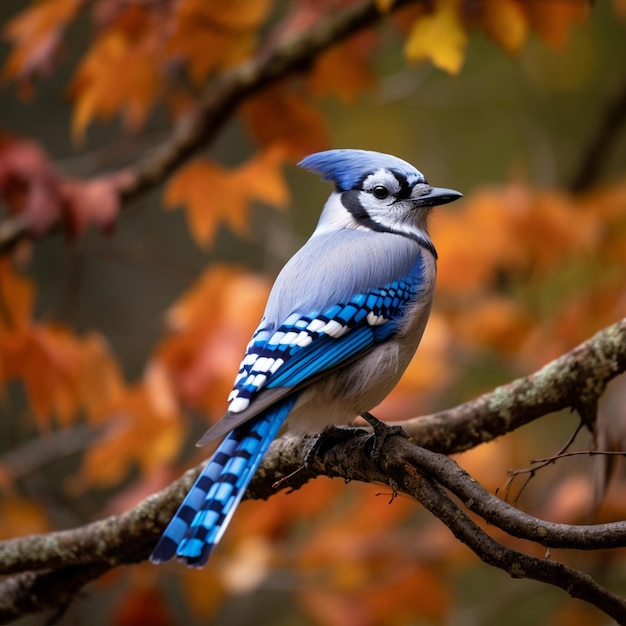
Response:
[1, 1, 625, 625]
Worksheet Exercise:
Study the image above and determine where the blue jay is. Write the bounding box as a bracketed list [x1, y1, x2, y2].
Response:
[150, 149, 462, 566]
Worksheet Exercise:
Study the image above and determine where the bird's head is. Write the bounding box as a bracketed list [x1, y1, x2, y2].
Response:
[299, 149, 462, 248]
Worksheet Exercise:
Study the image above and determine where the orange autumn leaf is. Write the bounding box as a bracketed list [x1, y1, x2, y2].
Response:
[227, 479, 344, 550]
[69, 6, 163, 139]
[451, 295, 532, 354]
[0, 257, 34, 332]
[479, 0, 528, 54]
[404, 0, 467, 75]
[527, 0, 589, 50]
[76, 333, 125, 423]
[0, 324, 111, 429]
[2, 0, 82, 82]
[580, 182, 626, 267]
[433, 184, 600, 296]
[506, 187, 598, 269]
[0, 259, 124, 428]
[362, 568, 450, 624]
[0, 496, 50, 540]
[522, 284, 626, 366]
[164, 149, 289, 247]
[112, 585, 176, 626]
[178, 565, 225, 619]
[75, 374, 184, 490]
[167, 0, 272, 85]
[241, 85, 331, 161]
[395, 312, 453, 392]
[158, 265, 271, 415]
[309, 34, 377, 103]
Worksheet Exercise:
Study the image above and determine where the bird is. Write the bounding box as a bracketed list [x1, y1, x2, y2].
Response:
[150, 149, 462, 567]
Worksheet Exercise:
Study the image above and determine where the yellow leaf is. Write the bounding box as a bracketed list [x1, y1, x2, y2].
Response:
[404, 0, 467, 75]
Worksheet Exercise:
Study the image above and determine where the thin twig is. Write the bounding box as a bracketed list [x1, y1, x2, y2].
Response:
[501, 420, 585, 505]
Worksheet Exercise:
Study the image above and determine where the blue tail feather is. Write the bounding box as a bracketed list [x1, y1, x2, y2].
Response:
[150, 395, 298, 566]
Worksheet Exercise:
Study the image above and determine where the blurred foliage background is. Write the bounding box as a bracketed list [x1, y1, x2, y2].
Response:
[0, 1, 625, 625]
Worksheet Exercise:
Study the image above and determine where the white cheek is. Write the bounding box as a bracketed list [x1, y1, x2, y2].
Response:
[358, 192, 393, 215]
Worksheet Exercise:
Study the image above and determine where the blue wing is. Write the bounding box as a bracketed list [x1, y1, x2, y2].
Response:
[197, 251, 427, 446]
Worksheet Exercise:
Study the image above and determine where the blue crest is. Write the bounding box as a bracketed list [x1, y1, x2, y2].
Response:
[298, 149, 425, 191]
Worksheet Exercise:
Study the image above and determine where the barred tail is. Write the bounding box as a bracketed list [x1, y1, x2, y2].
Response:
[150, 395, 297, 567]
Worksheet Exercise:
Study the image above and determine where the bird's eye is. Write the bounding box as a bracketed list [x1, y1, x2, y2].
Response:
[372, 185, 389, 200]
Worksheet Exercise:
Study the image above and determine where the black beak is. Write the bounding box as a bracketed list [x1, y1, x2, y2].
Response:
[414, 186, 463, 208]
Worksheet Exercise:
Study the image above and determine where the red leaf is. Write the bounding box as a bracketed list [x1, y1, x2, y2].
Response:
[61, 174, 126, 237]
[0, 134, 63, 234]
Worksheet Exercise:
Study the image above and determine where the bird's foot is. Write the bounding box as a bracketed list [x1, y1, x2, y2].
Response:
[360, 412, 407, 501]
[360, 411, 408, 465]
[305, 424, 368, 469]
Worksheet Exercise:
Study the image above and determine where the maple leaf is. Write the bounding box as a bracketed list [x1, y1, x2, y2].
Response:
[75, 333, 125, 423]
[479, 0, 529, 54]
[0, 259, 125, 429]
[0, 257, 35, 332]
[69, 6, 164, 139]
[309, 33, 378, 103]
[164, 149, 289, 247]
[241, 85, 331, 161]
[528, 0, 589, 50]
[2, 0, 82, 83]
[75, 375, 184, 490]
[0, 322, 83, 429]
[167, 0, 272, 85]
[404, 0, 468, 75]
[158, 266, 271, 415]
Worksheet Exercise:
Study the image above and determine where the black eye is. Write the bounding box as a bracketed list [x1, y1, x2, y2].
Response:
[372, 185, 389, 200]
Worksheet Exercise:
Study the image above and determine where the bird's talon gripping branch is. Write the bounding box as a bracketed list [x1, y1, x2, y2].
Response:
[305, 425, 369, 469]
[361, 411, 408, 465]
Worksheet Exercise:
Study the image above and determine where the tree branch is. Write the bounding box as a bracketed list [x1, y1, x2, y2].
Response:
[0, 0, 421, 254]
[0, 318, 624, 622]
[395, 317, 626, 453]
[400, 468, 626, 624]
